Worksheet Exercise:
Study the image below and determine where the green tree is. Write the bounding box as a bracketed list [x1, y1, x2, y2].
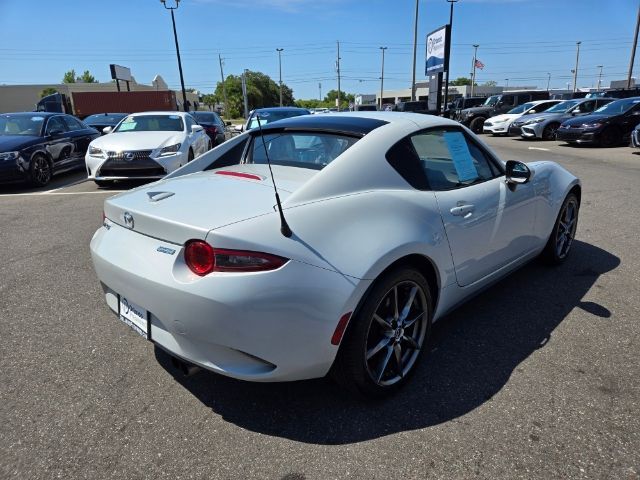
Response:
[449, 77, 472, 86]
[63, 69, 77, 83]
[201, 94, 218, 111]
[323, 90, 355, 109]
[40, 87, 58, 98]
[483, 80, 497, 87]
[79, 70, 97, 83]
[213, 70, 294, 118]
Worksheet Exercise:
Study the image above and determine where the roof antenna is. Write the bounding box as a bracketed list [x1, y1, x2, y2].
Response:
[255, 114, 292, 238]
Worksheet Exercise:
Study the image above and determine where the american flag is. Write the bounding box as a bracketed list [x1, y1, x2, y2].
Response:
[474, 59, 485, 70]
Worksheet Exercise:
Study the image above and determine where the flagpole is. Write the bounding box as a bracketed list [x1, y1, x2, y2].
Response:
[471, 44, 479, 97]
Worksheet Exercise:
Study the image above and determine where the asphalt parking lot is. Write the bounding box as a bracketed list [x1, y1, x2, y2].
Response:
[1, 137, 639, 480]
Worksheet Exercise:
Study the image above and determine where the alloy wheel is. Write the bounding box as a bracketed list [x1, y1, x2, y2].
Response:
[556, 198, 578, 259]
[364, 281, 428, 386]
[32, 156, 51, 185]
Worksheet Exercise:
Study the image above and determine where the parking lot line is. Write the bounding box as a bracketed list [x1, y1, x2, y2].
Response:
[528, 146, 550, 151]
[42, 178, 90, 194]
[0, 190, 125, 198]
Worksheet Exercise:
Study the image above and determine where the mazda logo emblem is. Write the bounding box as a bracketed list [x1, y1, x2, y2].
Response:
[123, 212, 134, 229]
[124, 152, 135, 161]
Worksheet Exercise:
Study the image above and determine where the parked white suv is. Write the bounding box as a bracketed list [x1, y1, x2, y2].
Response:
[483, 100, 561, 135]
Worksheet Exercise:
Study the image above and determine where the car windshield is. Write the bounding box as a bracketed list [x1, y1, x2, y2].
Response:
[247, 131, 359, 170]
[114, 114, 184, 132]
[248, 110, 308, 129]
[0, 114, 45, 136]
[84, 114, 127, 124]
[546, 100, 579, 113]
[192, 112, 217, 123]
[483, 96, 499, 106]
[508, 102, 536, 114]
[594, 98, 640, 115]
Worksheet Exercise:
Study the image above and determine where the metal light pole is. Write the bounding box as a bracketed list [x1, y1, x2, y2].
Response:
[596, 65, 604, 91]
[628, 5, 640, 89]
[276, 48, 284, 107]
[505, 78, 509, 88]
[444, 0, 459, 113]
[573, 41, 581, 93]
[319, 82, 322, 101]
[471, 44, 479, 97]
[547, 72, 551, 91]
[411, 0, 420, 101]
[218, 54, 228, 117]
[379, 47, 387, 110]
[160, 0, 188, 111]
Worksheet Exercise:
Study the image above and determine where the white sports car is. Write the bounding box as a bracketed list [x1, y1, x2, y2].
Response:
[85, 111, 210, 186]
[90, 112, 581, 397]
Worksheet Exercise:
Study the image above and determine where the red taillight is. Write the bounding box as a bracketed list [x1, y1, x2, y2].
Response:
[205, 125, 218, 134]
[184, 241, 288, 276]
[184, 240, 215, 276]
[215, 171, 264, 181]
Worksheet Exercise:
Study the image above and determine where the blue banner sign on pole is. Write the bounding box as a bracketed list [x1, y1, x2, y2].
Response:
[425, 25, 448, 76]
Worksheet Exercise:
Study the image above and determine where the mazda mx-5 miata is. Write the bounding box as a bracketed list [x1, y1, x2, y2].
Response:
[85, 111, 210, 186]
[90, 113, 581, 397]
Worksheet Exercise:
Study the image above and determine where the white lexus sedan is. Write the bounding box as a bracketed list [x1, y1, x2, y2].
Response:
[85, 111, 210, 186]
[90, 112, 581, 397]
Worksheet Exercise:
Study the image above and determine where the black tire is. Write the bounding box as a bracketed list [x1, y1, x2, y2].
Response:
[187, 149, 194, 162]
[94, 180, 113, 188]
[29, 154, 52, 187]
[332, 267, 433, 398]
[599, 126, 621, 147]
[542, 193, 579, 265]
[542, 123, 560, 141]
[469, 117, 486, 134]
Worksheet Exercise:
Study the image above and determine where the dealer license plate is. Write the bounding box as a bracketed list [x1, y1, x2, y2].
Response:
[119, 296, 148, 338]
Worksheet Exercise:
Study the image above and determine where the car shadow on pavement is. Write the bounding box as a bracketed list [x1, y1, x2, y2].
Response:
[155, 240, 619, 445]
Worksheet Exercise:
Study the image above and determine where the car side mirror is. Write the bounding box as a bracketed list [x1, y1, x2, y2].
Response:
[528, 109, 537, 114]
[505, 160, 531, 186]
[102, 126, 113, 134]
[226, 121, 232, 126]
[191, 124, 204, 133]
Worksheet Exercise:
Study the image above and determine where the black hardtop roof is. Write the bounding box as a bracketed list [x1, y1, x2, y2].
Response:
[252, 114, 388, 136]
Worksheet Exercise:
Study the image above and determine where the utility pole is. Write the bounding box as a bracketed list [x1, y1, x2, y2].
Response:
[444, 0, 459, 114]
[547, 72, 551, 91]
[596, 65, 604, 91]
[628, 4, 640, 89]
[505, 78, 509, 88]
[161, 0, 188, 111]
[218, 54, 228, 117]
[319, 82, 322, 101]
[241, 69, 249, 119]
[411, 0, 420, 101]
[336, 41, 341, 111]
[276, 48, 284, 107]
[573, 41, 581, 93]
[471, 44, 479, 97]
[379, 46, 387, 110]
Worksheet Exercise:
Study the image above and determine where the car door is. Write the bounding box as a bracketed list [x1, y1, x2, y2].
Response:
[44, 116, 73, 170]
[62, 115, 94, 167]
[409, 127, 537, 286]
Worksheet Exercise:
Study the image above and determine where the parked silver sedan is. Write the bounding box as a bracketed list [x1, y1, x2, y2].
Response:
[510, 98, 615, 140]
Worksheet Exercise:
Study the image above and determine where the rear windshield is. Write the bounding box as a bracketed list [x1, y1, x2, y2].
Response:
[115, 114, 184, 132]
[84, 114, 126, 124]
[192, 112, 217, 123]
[594, 98, 640, 115]
[247, 110, 308, 130]
[246, 131, 359, 170]
[483, 96, 500, 106]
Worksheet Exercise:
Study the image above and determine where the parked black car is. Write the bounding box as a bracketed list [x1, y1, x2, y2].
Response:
[0, 112, 99, 186]
[395, 101, 437, 114]
[445, 96, 485, 120]
[190, 111, 227, 146]
[83, 113, 128, 135]
[458, 91, 550, 133]
[556, 97, 640, 147]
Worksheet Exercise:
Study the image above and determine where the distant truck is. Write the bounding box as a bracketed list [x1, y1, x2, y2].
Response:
[458, 90, 550, 133]
[36, 91, 178, 118]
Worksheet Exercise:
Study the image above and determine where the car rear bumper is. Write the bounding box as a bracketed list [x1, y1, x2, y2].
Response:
[90, 222, 367, 382]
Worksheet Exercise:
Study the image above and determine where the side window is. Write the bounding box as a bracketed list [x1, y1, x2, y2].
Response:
[408, 129, 498, 191]
[516, 94, 531, 105]
[204, 137, 248, 170]
[46, 116, 67, 135]
[62, 116, 83, 131]
[577, 101, 595, 113]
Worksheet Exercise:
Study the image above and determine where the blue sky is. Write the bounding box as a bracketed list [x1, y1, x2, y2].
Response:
[0, 0, 637, 99]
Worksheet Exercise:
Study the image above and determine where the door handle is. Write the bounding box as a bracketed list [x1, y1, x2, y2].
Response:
[450, 204, 475, 216]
